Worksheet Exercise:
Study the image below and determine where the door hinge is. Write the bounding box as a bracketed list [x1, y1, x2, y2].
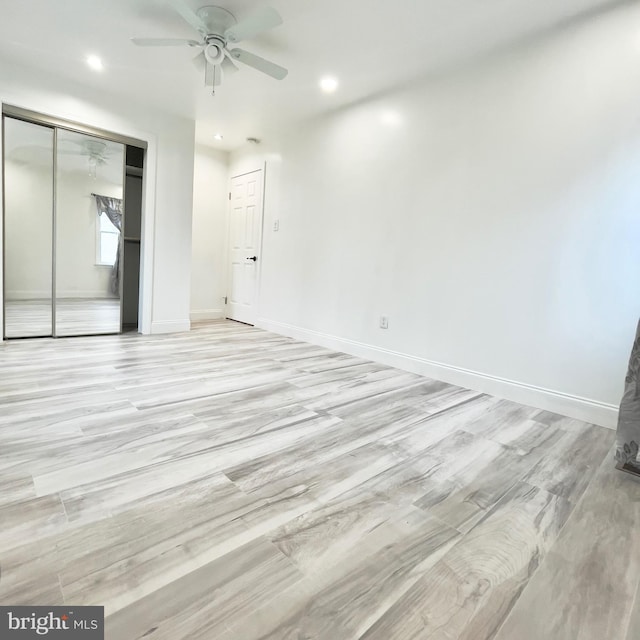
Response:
[228, 192, 231, 200]
[224, 296, 228, 305]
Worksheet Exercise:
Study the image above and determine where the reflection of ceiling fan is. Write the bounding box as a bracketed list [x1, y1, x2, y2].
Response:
[131, 2, 288, 92]
[59, 139, 112, 166]
[7, 139, 113, 169]
[58, 139, 116, 178]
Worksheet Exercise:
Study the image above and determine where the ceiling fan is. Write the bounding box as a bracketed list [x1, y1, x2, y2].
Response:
[60, 139, 112, 165]
[59, 139, 120, 179]
[7, 139, 113, 167]
[131, 2, 288, 91]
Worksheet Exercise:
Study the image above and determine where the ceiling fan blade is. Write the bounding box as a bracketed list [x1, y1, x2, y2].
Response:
[192, 51, 206, 72]
[228, 48, 288, 80]
[221, 54, 239, 74]
[225, 6, 283, 44]
[131, 37, 202, 47]
[167, 0, 209, 35]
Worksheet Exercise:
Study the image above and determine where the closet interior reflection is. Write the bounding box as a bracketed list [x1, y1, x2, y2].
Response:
[2, 111, 143, 339]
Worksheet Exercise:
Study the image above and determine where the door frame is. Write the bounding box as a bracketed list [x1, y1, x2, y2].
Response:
[224, 164, 266, 325]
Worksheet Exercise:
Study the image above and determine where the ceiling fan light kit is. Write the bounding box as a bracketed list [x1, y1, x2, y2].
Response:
[203, 40, 225, 66]
[131, 3, 288, 94]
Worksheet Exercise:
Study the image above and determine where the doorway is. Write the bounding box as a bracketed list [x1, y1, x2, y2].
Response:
[1, 108, 146, 339]
[226, 169, 264, 326]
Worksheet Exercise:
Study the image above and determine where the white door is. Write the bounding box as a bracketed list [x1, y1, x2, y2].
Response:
[226, 169, 263, 325]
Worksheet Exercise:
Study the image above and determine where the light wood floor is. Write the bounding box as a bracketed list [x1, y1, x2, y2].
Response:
[0, 320, 638, 639]
[4, 298, 121, 338]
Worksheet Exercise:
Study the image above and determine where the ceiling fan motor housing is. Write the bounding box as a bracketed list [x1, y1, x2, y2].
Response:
[197, 6, 237, 34]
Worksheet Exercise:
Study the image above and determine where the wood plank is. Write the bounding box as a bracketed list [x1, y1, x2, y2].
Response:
[220, 508, 460, 640]
[494, 449, 640, 640]
[360, 482, 573, 640]
[105, 537, 303, 640]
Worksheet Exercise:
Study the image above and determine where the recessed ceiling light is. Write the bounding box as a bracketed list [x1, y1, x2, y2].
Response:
[319, 76, 339, 93]
[380, 110, 402, 127]
[86, 55, 104, 71]
[214, 133, 223, 141]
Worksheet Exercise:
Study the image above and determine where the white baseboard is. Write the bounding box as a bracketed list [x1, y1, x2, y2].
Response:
[190, 309, 225, 322]
[257, 318, 619, 429]
[4, 291, 51, 300]
[6, 291, 114, 300]
[151, 319, 191, 334]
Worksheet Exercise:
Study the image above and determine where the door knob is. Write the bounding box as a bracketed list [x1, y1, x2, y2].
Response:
[246, 256, 257, 262]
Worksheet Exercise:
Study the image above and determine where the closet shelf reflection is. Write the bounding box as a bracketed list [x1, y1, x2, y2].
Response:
[125, 165, 143, 177]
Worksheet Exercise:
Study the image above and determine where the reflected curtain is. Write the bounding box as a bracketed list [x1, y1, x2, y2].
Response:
[94, 194, 122, 296]
[615, 318, 640, 473]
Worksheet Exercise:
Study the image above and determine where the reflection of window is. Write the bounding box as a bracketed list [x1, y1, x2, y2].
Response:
[96, 212, 119, 266]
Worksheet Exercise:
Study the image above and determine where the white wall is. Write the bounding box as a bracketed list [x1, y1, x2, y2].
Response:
[57, 170, 122, 299]
[4, 160, 121, 298]
[230, 2, 640, 427]
[0, 59, 195, 335]
[3, 161, 53, 299]
[190, 144, 229, 321]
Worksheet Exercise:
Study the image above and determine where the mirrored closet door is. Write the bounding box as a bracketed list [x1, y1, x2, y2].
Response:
[55, 129, 124, 336]
[3, 112, 132, 339]
[3, 118, 54, 338]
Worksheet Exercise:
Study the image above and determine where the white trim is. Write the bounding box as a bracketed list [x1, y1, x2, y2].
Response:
[257, 318, 619, 429]
[190, 309, 225, 322]
[256, 162, 267, 322]
[6, 291, 116, 299]
[151, 319, 191, 334]
[4, 291, 53, 300]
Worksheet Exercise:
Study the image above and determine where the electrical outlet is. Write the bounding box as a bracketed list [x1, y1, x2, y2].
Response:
[380, 316, 389, 329]
[273, 219, 280, 232]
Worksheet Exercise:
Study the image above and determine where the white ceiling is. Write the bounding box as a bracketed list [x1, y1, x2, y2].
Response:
[0, 0, 622, 151]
